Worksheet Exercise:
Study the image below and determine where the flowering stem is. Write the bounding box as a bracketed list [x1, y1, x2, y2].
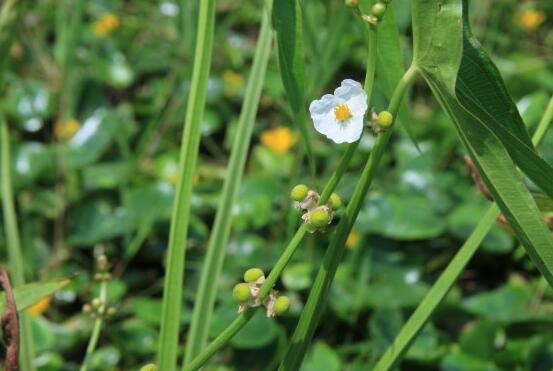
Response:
[279, 65, 419, 371]
[79, 278, 108, 371]
[183, 139, 359, 371]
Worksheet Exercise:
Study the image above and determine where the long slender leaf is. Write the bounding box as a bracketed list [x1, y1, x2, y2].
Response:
[1, 116, 37, 371]
[156, 1, 216, 370]
[272, 0, 315, 177]
[456, 4, 553, 199]
[183, 5, 273, 364]
[0, 278, 71, 313]
[411, 0, 553, 286]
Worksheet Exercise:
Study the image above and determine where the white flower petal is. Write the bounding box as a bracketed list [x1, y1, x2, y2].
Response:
[326, 116, 364, 144]
[310, 94, 341, 138]
[334, 79, 367, 117]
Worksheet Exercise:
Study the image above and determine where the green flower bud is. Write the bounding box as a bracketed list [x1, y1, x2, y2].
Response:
[274, 296, 290, 315]
[376, 111, 393, 128]
[233, 283, 251, 302]
[82, 304, 92, 314]
[309, 208, 332, 228]
[244, 268, 264, 283]
[290, 184, 309, 201]
[328, 193, 342, 210]
[91, 298, 102, 308]
[371, 2, 387, 19]
[140, 364, 158, 371]
[344, 0, 358, 7]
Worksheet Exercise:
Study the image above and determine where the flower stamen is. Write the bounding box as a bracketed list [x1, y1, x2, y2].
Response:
[334, 103, 352, 121]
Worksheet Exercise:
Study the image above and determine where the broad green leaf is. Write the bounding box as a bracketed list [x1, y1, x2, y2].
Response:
[0, 278, 70, 313]
[456, 7, 553, 200]
[272, 0, 315, 176]
[412, 0, 553, 286]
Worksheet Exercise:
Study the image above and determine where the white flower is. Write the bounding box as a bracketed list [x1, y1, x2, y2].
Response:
[309, 79, 368, 144]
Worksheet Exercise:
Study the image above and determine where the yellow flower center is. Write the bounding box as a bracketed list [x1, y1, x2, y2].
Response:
[334, 104, 352, 121]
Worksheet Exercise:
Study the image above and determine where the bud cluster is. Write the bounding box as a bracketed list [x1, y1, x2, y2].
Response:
[346, 0, 391, 26]
[290, 185, 342, 233]
[232, 268, 290, 317]
[82, 254, 117, 319]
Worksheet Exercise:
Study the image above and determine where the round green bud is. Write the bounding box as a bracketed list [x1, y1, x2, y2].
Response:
[309, 208, 331, 228]
[290, 184, 309, 201]
[244, 268, 264, 283]
[376, 110, 393, 128]
[328, 193, 342, 210]
[91, 298, 102, 308]
[82, 304, 92, 314]
[233, 283, 251, 302]
[344, 0, 358, 7]
[274, 296, 290, 315]
[371, 2, 387, 18]
[140, 364, 159, 371]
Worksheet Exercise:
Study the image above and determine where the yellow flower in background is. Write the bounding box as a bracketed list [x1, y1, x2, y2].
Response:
[93, 13, 120, 37]
[27, 296, 52, 316]
[346, 230, 360, 249]
[54, 118, 80, 140]
[261, 126, 295, 154]
[222, 70, 245, 96]
[518, 9, 546, 30]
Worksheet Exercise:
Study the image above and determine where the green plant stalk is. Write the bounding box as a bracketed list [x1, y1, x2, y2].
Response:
[184, 140, 359, 371]
[0, 1, 36, 370]
[184, 5, 273, 363]
[279, 64, 418, 371]
[79, 278, 108, 371]
[156, 0, 216, 369]
[373, 94, 553, 371]
[1, 118, 36, 371]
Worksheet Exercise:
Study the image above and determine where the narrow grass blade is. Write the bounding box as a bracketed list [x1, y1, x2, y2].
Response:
[156, 1, 216, 370]
[272, 0, 316, 177]
[183, 5, 273, 363]
[1, 116, 36, 371]
[373, 205, 500, 370]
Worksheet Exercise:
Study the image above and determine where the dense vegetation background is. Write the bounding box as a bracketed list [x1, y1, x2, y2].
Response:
[1, 0, 553, 369]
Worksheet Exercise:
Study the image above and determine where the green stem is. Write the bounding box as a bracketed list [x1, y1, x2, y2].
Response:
[80, 278, 108, 371]
[184, 139, 359, 371]
[532, 95, 553, 146]
[0, 2, 36, 369]
[373, 93, 553, 371]
[1, 120, 36, 371]
[183, 5, 273, 363]
[279, 64, 418, 371]
[156, 0, 216, 370]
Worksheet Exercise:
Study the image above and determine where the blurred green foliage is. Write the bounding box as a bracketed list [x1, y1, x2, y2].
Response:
[0, 0, 552, 370]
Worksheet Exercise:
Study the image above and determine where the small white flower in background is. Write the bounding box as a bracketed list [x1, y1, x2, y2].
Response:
[309, 79, 368, 144]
